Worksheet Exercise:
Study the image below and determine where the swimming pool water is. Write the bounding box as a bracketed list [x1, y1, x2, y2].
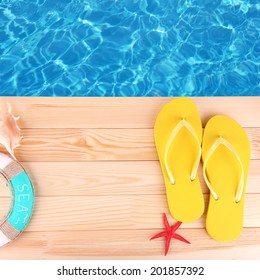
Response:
[0, 0, 259, 96]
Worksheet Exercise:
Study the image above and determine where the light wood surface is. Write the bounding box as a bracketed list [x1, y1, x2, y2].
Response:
[0, 97, 259, 259]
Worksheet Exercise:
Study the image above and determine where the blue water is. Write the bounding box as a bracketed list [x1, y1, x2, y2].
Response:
[0, 0, 259, 96]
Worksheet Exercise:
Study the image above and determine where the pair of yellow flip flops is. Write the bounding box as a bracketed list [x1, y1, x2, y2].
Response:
[154, 97, 250, 242]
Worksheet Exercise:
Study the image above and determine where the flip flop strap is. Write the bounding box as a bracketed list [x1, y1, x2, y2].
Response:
[164, 119, 201, 185]
[203, 137, 244, 202]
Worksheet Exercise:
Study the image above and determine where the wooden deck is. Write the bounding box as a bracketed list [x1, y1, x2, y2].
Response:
[0, 97, 259, 260]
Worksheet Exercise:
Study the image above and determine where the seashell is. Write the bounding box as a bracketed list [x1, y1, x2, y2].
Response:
[0, 103, 22, 159]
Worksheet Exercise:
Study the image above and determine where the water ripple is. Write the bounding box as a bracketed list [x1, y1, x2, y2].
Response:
[0, 0, 259, 96]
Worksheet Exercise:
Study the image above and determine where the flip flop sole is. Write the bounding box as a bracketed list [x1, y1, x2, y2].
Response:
[154, 97, 204, 222]
[202, 115, 250, 241]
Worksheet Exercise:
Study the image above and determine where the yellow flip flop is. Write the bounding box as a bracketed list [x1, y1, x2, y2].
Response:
[202, 115, 250, 241]
[154, 97, 204, 222]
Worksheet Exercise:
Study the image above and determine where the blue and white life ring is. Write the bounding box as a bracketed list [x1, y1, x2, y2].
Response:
[0, 152, 34, 247]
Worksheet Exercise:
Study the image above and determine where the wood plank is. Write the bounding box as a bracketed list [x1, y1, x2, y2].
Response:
[1, 97, 259, 128]
[0, 160, 259, 197]
[2, 127, 259, 161]
[0, 195, 259, 231]
[14, 128, 155, 162]
[0, 228, 260, 259]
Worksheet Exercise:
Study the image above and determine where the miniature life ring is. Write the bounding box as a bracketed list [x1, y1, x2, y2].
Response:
[0, 152, 34, 247]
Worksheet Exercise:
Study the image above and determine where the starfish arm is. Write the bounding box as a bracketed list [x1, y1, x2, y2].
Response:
[150, 231, 167, 240]
[163, 213, 171, 231]
[172, 233, 190, 244]
[171, 221, 182, 231]
[164, 235, 171, 256]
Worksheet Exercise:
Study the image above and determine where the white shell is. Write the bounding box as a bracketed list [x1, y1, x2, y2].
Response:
[0, 103, 22, 159]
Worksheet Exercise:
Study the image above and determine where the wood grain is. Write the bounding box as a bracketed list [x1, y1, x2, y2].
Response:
[0, 97, 259, 259]
[0, 195, 259, 231]
[0, 127, 259, 162]
[0, 228, 260, 259]
[0, 160, 259, 197]
[0, 97, 259, 128]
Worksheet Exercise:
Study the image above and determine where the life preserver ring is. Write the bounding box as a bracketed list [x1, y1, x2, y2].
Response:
[0, 152, 34, 247]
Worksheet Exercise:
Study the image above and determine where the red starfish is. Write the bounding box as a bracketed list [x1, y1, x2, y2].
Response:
[150, 213, 190, 256]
